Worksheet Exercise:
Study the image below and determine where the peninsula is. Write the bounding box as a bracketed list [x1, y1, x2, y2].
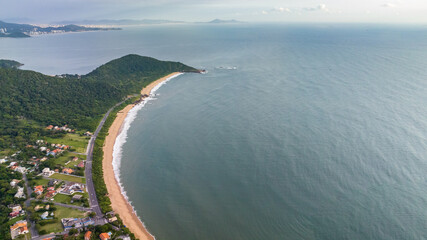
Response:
[0, 55, 198, 239]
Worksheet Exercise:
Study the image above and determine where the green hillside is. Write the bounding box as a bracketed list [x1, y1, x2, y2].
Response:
[0, 54, 198, 149]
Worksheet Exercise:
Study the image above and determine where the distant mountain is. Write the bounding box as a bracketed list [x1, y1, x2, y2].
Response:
[56, 19, 185, 26]
[207, 19, 243, 24]
[0, 20, 121, 38]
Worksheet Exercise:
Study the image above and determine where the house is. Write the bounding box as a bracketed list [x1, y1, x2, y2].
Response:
[9, 162, 17, 167]
[77, 161, 85, 168]
[46, 125, 54, 130]
[72, 157, 79, 161]
[42, 168, 55, 177]
[36, 139, 44, 144]
[8, 204, 22, 213]
[61, 217, 94, 230]
[84, 231, 92, 240]
[72, 194, 83, 201]
[0, 158, 8, 164]
[10, 179, 20, 187]
[40, 157, 48, 162]
[15, 187, 25, 198]
[99, 232, 111, 240]
[15, 166, 27, 174]
[10, 220, 29, 239]
[108, 216, 117, 223]
[48, 179, 58, 186]
[40, 147, 47, 152]
[62, 168, 74, 174]
[58, 182, 85, 195]
[34, 185, 44, 195]
[41, 211, 49, 220]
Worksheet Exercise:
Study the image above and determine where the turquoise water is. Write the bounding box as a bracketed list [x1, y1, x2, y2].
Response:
[2, 24, 427, 239]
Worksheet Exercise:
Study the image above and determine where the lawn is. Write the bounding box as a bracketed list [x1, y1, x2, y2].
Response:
[44, 133, 90, 153]
[54, 152, 86, 167]
[37, 205, 86, 234]
[53, 193, 89, 206]
[50, 173, 86, 184]
[6, 215, 26, 226]
[31, 178, 50, 187]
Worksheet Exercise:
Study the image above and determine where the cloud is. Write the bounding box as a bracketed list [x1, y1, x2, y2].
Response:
[304, 4, 328, 11]
[273, 7, 291, 13]
[382, 3, 397, 8]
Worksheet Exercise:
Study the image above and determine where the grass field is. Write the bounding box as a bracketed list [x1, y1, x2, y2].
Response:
[37, 205, 86, 233]
[44, 133, 90, 153]
[50, 173, 86, 184]
[53, 193, 89, 206]
[54, 152, 86, 167]
[31, 178, 50, 187]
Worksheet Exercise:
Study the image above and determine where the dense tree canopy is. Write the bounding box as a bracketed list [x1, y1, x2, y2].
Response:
[0, 54, 198, 149]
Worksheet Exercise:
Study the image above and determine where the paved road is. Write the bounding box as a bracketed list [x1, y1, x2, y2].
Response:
[85, 97, 133, 217]
[38, 199, 91, 212]
[23, 173, 39, 239]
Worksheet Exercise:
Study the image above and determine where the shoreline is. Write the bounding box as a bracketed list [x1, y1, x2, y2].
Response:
[102, 72, 182, 240]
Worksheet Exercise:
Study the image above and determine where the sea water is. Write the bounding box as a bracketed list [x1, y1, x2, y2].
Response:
[2, 24, 427, 239]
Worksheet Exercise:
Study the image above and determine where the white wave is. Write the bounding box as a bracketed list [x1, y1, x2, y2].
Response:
[111, 73, 184, 239]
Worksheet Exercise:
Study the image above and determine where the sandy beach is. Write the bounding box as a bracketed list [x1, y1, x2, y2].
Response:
[103, 72, 181, 240]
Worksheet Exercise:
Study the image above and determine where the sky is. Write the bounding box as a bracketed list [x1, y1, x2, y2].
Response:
[1, 0, 427, 24]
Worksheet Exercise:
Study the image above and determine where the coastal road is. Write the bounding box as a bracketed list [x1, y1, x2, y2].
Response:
[23, 173, 39, 239]
[85, 97, 136, 217]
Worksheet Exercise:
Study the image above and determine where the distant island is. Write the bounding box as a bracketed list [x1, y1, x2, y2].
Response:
[54, 18, 244, 26]
[0, 20, 121, 38]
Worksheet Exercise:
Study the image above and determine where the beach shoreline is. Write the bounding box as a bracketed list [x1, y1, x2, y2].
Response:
[102, 72, 182, 240]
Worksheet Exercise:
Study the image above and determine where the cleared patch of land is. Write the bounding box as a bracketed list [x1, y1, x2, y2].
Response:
[54, 152, 86, 167]
[53, 193, 89, 207]
[50, 173, 86, 184]
[44, 133, 90, 153]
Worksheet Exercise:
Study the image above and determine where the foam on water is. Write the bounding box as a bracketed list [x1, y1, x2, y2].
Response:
[111, 73, 183, 238]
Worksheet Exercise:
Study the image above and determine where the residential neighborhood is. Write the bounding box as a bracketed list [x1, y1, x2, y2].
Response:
[0, 125, 135, 239]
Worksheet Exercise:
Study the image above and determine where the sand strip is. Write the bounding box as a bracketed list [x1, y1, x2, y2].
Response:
[103, 72, 181, 240]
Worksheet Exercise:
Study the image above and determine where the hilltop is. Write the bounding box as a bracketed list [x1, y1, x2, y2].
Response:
[0, 54, 198, 149]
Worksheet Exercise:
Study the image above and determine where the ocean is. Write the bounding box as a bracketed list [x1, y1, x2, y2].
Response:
[2, 23, 427, 239]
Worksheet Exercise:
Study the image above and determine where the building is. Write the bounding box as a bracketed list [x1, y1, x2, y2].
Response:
[72, 194, 83, 201]
[108, 216, 117, 223]
[84, 231, 92, 240]
[34, 185, 44, 195]
[10, 220, 29, 239]
[62, 168, 74, 174]
[99, 232, 111, 240]
[61, 217, 94, 230]
[10, 179, 20, 188]
[77, 161, 85, 168]
[42, 168, 55, 177]
[15, 166, 27, 174]
[41, 211, 49, 220]
[58, 182, 86, 195]
[0, 158, 8, 164]
[14, 187, 25, 198]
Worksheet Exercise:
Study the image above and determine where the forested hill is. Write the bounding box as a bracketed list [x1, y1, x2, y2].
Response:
[0, 54, 198, 148]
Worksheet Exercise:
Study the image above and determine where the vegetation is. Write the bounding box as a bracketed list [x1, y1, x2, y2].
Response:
[43, 134, 89, 153]
[0, 54, 198, 238]
[49, 173, 85, 184]
[0, 166, 24, 239]
[0, 54, 198, 149]
[0, 60, 23, 69]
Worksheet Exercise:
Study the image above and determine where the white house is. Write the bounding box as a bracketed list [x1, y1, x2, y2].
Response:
[14, 187, 25, 198]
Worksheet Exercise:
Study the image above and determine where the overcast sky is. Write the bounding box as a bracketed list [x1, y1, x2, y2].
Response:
[2, 0, 427, 24]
